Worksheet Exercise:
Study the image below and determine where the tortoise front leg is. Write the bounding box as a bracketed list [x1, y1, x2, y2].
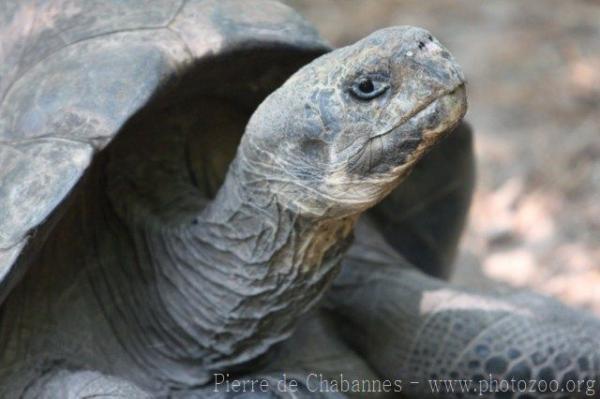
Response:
[326, 218, 600, 398]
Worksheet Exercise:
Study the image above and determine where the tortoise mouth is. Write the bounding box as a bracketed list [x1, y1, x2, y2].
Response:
[349, 84, 467, 178]
[370, 83, 467, 142]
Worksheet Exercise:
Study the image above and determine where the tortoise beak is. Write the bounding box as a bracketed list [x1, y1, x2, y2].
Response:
[370, 82, 467, 142]
[360, 83, 467, 177]
[422, 83, 467, 139]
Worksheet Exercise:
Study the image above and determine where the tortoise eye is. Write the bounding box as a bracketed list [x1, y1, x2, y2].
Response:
[350, 76, 389, 100]
[358, 79, 374, 93]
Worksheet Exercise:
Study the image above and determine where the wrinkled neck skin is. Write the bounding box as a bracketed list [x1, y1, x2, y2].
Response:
[88, 122, 357, 391]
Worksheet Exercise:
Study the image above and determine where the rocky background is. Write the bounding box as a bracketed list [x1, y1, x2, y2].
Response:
[288, 0, 600, 314]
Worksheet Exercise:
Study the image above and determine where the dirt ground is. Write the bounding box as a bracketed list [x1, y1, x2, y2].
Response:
[288, 1, 600, 314]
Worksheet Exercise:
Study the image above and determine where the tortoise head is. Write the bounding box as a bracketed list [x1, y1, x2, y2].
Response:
[240, 26, 467, 217]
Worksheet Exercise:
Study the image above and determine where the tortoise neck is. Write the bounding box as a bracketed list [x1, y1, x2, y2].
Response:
[94, 154, 356, 389]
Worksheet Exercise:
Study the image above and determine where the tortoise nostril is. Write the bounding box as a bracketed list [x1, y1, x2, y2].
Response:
[418, 41, 425, 50]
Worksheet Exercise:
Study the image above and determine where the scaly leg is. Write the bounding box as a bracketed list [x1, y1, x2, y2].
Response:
[327, 217, 600, 398]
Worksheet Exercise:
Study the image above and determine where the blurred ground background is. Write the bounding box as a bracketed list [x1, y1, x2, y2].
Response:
[287, 0, 600, 313]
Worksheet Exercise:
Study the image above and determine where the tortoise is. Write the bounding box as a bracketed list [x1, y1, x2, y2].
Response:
[1, 0, 599, 398]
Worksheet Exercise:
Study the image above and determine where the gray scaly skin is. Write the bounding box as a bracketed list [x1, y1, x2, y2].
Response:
[0, 27, 466, 397]
[326, 218, 600, 399]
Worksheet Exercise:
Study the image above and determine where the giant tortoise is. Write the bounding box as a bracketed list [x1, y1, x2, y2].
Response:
[1, 1, 599, 398]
